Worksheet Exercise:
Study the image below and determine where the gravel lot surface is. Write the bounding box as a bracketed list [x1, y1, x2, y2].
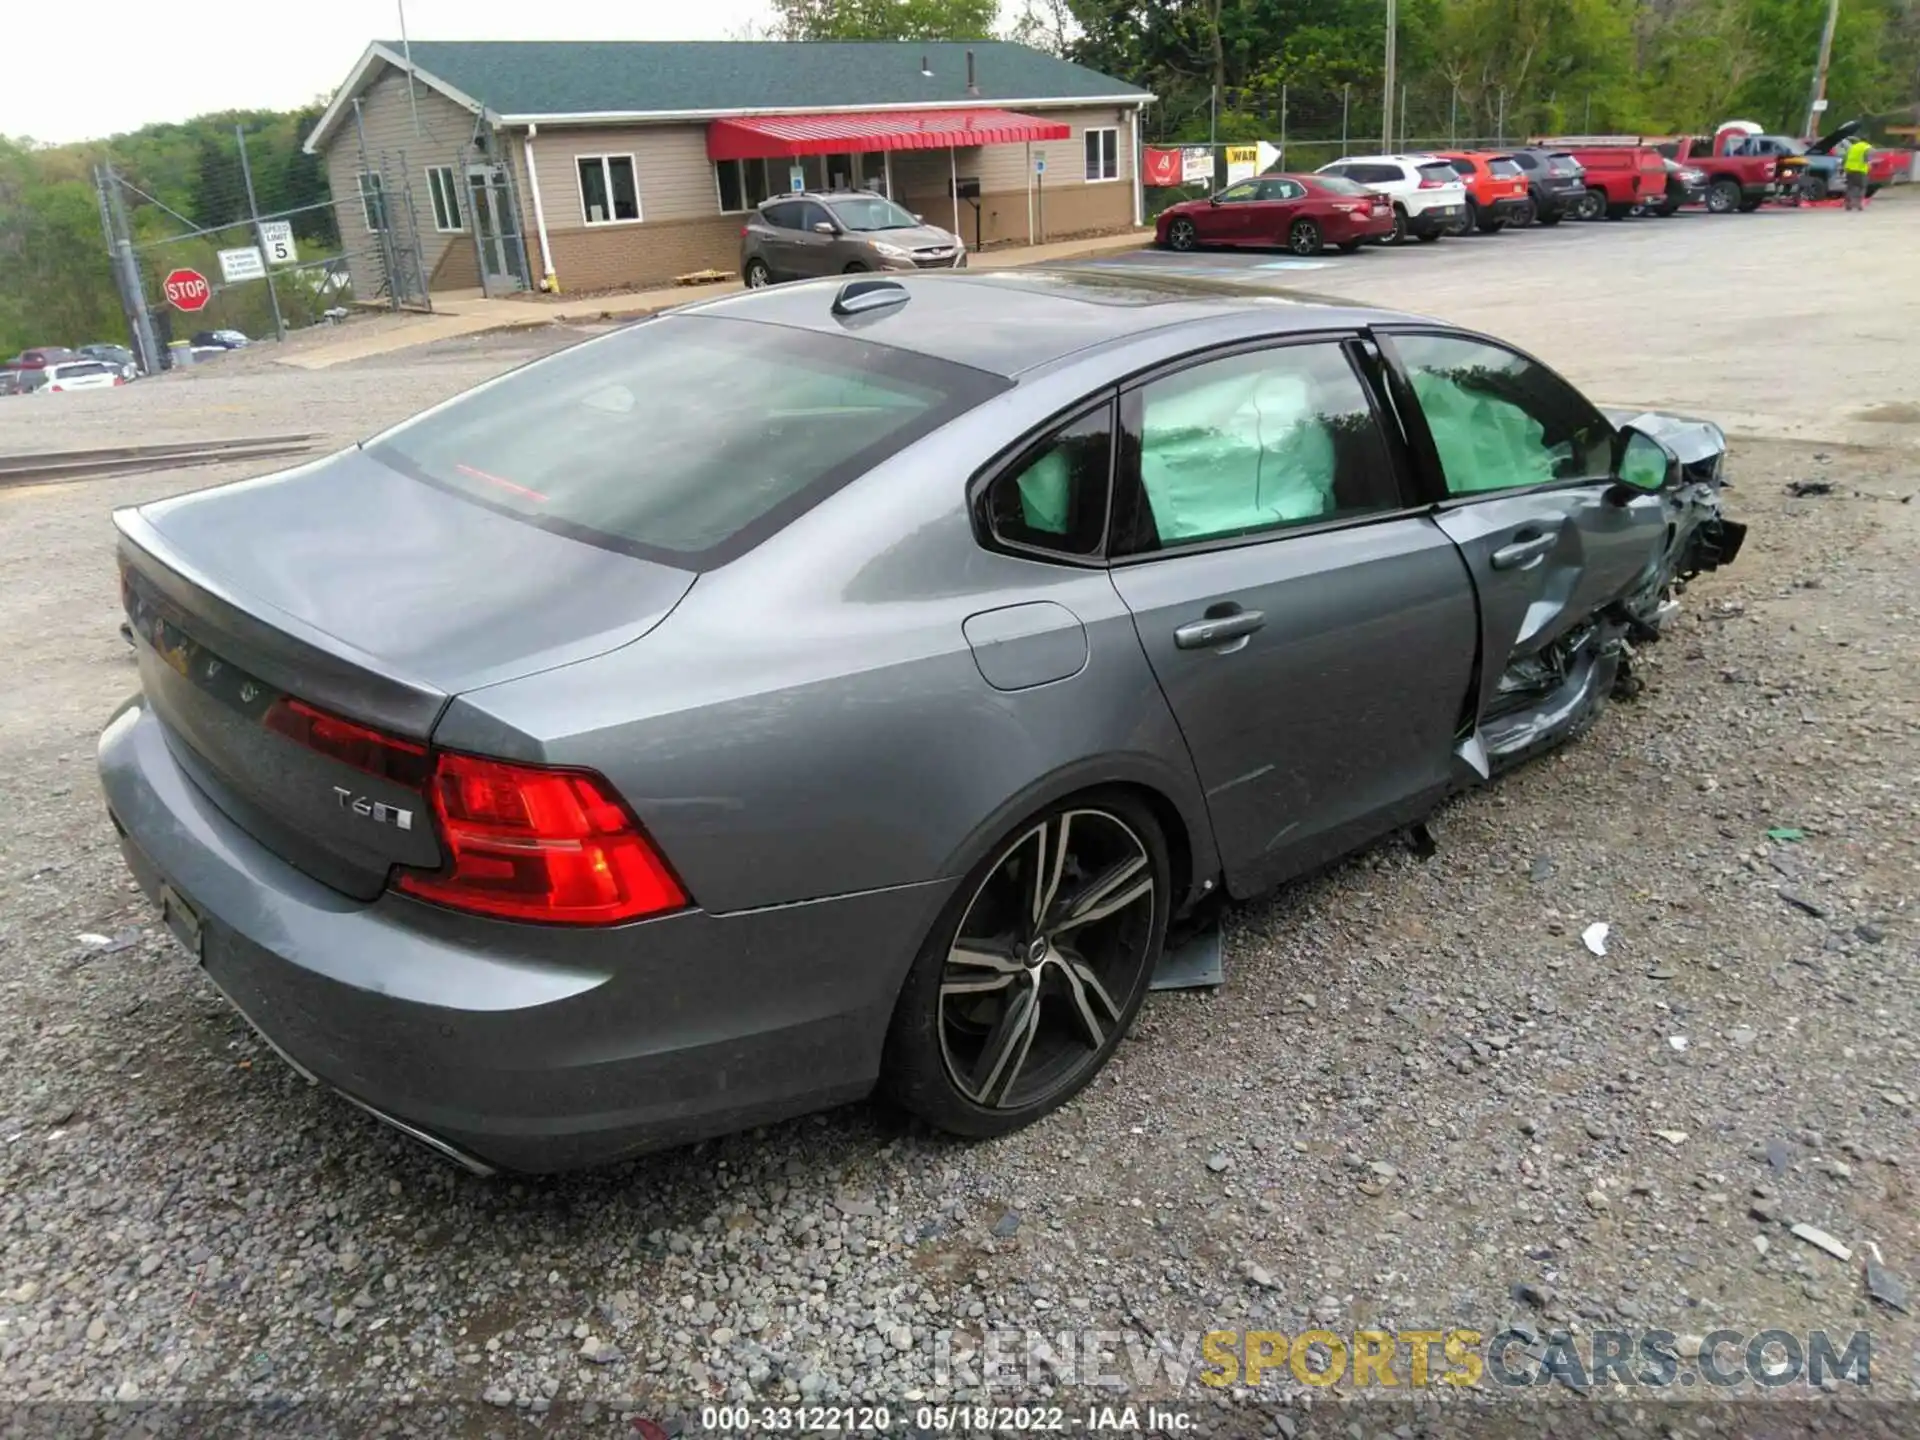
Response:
[0, 209, 1916, 1435]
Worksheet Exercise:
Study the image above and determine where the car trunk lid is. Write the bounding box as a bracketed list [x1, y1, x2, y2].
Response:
[116, 446, 696, 898]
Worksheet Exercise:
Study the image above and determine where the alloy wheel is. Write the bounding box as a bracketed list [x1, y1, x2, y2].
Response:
[744, 260, 771, 288]
[936, 809, 1157, 1111]
[1168, 218, 1197, 251]
[1288, 219, 1321, 256]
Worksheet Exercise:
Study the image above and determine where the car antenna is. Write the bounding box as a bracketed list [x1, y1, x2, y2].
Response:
[832, 278, 911, 317]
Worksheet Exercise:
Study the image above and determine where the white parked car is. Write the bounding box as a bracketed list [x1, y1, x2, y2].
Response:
[1314, 154, 1470, 244]
[19, 360, 124, 394]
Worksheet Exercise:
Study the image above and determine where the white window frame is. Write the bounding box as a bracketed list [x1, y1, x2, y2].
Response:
[1084, 127, 1120, 183]
[356, 170, 387, 232]
[576, 153, 643, 226]
[424, 165, 465, 233]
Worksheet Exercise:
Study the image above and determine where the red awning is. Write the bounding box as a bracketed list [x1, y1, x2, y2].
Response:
[707, 108, 1071, 162]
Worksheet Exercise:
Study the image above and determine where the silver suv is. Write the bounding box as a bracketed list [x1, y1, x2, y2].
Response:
[740, 191, 966, 287]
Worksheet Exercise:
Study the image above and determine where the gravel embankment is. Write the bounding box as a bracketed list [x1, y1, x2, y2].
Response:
[1, 399, 1914, 1429]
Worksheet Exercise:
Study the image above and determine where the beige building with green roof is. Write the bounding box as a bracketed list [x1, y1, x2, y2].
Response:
[302, 40, 1153, 300]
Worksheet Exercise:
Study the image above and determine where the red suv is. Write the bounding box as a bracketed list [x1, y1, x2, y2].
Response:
[1434, 152, 1533, 232]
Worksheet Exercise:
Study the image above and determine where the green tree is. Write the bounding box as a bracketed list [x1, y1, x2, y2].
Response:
[771, 0, 997, 40]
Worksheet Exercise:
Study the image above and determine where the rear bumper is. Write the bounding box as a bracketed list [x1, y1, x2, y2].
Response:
[1406, 202, 1465, 234]
[99, 699, 948, 1173]
[1534, 184, 1586, 213]
[1487, 197, 1530, 220]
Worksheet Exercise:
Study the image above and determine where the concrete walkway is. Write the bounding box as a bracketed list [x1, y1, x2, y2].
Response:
[276, 230, 1153, 371]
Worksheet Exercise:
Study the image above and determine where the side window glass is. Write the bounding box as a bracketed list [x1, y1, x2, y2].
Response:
[983, 405, 1113, 558]
[1217, 181, 1261, 203]
[1127, 344, 1402, 552]
[761, 202, 798, 229]
[798, 202, 832, 230]
[1393, 333, 1612, 497]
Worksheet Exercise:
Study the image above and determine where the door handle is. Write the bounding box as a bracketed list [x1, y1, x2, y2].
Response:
[1174, 609, 1266, 650]
[1490, 531, 1556, 570]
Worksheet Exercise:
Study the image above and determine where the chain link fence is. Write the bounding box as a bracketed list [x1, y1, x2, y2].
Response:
[95, 125, 435, 373]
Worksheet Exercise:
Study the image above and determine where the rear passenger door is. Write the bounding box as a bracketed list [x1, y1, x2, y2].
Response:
[1377, 330, 1664, 726]
[758, 201, 805, 276]
[1106, 337, 1480, 898]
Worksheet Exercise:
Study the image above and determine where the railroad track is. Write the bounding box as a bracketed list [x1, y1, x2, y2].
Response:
[0, 434, 324, 490]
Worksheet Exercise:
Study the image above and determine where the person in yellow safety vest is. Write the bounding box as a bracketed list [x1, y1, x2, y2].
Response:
[1843, 136, 1874, 211]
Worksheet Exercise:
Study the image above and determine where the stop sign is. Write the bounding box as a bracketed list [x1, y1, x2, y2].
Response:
[163, 269, 211, 312]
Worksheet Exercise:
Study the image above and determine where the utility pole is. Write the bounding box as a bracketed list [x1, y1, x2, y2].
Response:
[1804, 0, 1842, 139]
[235, 125, 286, 341]
[96, 164, 160, 374]
[1382, 0, 1398, 152]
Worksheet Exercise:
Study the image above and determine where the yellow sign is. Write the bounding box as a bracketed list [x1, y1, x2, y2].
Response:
[1224, 145, 1259, 183]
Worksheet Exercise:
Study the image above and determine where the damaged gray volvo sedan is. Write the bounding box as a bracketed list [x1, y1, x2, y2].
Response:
[98, 270, 1745, 1172]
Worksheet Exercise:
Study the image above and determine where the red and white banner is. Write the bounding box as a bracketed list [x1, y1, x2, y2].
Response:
[1143, 147, 1185, 186]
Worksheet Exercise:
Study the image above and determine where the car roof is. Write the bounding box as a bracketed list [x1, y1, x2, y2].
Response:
[680, 268, 1413, 378]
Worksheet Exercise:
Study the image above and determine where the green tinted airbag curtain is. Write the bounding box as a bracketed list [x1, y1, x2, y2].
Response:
[1136, 369, 1337, 540]
[1410, 369, 1555, 493]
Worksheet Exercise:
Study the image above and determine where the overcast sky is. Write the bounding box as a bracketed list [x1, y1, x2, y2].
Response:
[2, 0, 800, 144]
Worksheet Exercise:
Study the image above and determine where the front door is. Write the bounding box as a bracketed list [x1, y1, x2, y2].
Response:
[1196, 179, 1265, 244]
[1378, 330, 1665, 723]
[786, 199, 843, 277]
[466, 165, 527, 294]
[1107, 337, 1480, 897]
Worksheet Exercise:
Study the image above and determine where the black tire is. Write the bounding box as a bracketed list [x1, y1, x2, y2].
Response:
[1385, 204, 1410, 245]
[1511, 200, 1536, 228]
[1414, 230, 1442, 242]
[1337, 238, 1364, 253]
[1288, 217, 1322, 255]
[1536, 209, 1563, 227]
[1581, 188, 1608, 220]
[1804, 173, 1830, 202]
[1737, 196, 1764, 212]
[1605, 202, 1632, 220]
[843, 261, 870, 273]
[1474, 205, 1507, 234]
[743, 258, 773, 288]
[1706, 177, 1740, 214]
[879, 791, 1171, 1137]
[1166, 217, 1198, 251]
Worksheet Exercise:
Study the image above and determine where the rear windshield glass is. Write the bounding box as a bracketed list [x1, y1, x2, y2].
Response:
[1488, 158, 1522, 177]
[1314, 174, 1373, 196]
[55, 362, 110, 378]
[367, 314, 1008, 566]
[1547, 153, 1582, 174]
[1417, 163, 1459, 185]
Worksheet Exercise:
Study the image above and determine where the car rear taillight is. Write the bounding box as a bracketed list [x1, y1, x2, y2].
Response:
[265, 696, 433, 785]
[1418, 176, 1445, 188]
[397, 751, 688, 925]
[263, 695, 685, 924]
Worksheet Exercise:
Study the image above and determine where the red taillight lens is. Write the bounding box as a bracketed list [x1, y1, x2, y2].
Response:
[264, 697, 432, 786]
[1419, 177, 1443, 188]
[396, 752, 687, 925]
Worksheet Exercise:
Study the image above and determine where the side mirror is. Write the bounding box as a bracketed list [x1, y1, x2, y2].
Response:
[1613, 426, 1676, 496]
[812, 220, 838, 235]
[912, 212, 924, 222]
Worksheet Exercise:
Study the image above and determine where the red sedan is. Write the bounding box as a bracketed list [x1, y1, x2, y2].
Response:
[1157, 172, 1395, 255]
